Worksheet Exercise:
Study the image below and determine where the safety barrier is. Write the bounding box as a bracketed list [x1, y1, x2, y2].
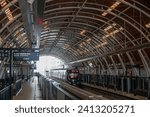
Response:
[38, 74, 79, 100]
[15, 79, 22, 95]
[0, 85, 12, 100]
[80, 74, 150, 98]
[47, 72, 150, 99]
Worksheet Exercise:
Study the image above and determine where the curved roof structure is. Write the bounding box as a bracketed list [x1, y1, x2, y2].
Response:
[0, 0, 150, 76]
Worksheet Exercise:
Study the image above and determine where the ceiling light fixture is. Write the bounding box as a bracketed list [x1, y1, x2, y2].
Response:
[102, 1, 122, 17]
[0, 0, 14, 21]
[0, 0, 7, 7]
[95, 41, 108, 48]
[145, 23, 150, 28]
[102, 27, 123, 39]
[80, 30, 86, 35]
[101, 41, 108, 46]
[104, 23, 117, 32]
[5, 8, 14, 21]
[86, 38, 91, 42]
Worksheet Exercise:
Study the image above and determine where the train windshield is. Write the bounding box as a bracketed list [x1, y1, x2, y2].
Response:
[69, 73, 78, 77]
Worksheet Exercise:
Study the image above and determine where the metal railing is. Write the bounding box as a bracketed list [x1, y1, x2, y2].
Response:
[15, 79, 22, 95]
[38, 74, 79, 100]
[0, 85, 12, 100]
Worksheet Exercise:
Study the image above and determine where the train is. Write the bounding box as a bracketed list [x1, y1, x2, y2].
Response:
[66, 69, 80, 85]
[50, 68, 80, 85]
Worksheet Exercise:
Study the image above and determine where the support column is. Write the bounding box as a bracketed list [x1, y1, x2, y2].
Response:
[127, 77, 131, 93]
[96, 66, 99, 85]
[9, 50, 13, 99]
[87, 66, 90, 83]
[148, 78, 150, 99]
[20, 64, 23, 80]
[9, 50, 13, 84]
[121, 77, 124, 92]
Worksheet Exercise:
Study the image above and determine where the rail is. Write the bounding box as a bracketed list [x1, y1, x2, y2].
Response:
[54, 78, 108, 100]
[81, 82, 146, 100]
[39, 73, 108, 100]
[52, 81, 79, 100]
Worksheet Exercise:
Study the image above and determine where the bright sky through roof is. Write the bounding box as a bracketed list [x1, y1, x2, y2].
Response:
[35, 56, 64, 75]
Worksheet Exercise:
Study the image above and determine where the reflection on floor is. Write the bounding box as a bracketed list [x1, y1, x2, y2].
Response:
[13, 77, 42, 100]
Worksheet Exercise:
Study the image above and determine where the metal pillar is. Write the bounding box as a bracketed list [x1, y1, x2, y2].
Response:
[20, 64, 23, 80]
[96, 66, 99, 85]
[9, 50, 13, 84]
[87, 66, 90, 83]
[148, 78, 150, 99]
[137, 77, 140, 89]
[127, 78, 131, 93]
[114, 76, 117, 91]
[9, 50, 13, 99]
[121, 77, 124, 92]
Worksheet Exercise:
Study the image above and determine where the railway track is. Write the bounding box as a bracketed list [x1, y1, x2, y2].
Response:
[79, 83, 146, 100]
[52, 78, 108, 100]
[79, 83, 131, 99]
[53, 78, 146, 100]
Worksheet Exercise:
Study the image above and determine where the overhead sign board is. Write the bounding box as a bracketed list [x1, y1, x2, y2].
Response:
[0, 48, 39, 61]
[13, 49, 39, 61]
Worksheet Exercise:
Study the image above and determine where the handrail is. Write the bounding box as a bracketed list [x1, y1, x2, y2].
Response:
[15, 79, 22, 95]
[0, 85, 11, 100]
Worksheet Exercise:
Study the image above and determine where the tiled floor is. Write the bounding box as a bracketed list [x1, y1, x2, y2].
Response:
[13, 77, 42, 100]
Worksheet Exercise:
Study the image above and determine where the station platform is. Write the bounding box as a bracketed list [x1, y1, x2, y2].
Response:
[13, 77, 42, 100]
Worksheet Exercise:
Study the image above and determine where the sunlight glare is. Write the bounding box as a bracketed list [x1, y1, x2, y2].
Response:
[35, 56, 64, 75]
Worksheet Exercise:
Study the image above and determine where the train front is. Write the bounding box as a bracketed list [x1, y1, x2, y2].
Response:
[66, 69, 80, 85]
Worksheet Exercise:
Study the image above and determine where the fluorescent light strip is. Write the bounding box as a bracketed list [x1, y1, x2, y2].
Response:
[80, 30, 86, 35]
[101, 41, 108, 46]
[0, 0, 7, 7]
[145, 23, 150, 28]
[104, 23, 117, 32]
[102, 1, 122, 17]
[103, 27, 123, 39]
[87, 38, 91, 42]
[80, 38, 91, 47]
[0, 0, 14, 21]
[86, 38, 91, 43]
[5, 8, 14, 21]
[95, 41, 108, 48]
